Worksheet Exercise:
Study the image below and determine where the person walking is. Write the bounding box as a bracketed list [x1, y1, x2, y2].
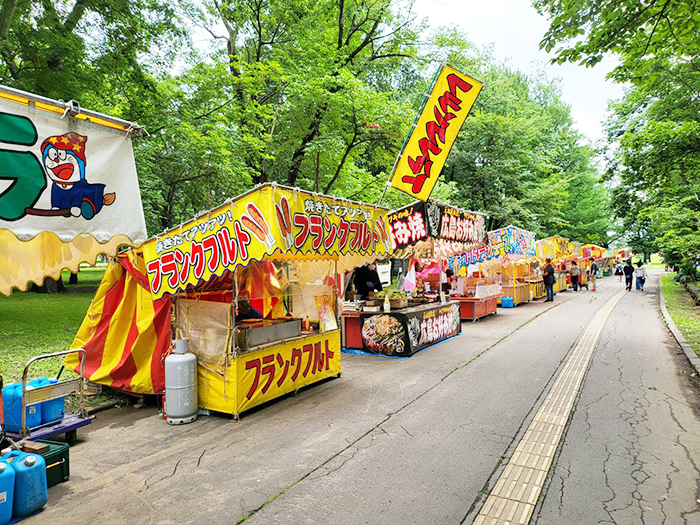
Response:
[635, 260, 648, 291]
[589, 258, 598, 291]
[623, 259, 634, 291]
[615, 261, 623, 282]
[543, 258, 556, 302]
[569, 261, 580, 291]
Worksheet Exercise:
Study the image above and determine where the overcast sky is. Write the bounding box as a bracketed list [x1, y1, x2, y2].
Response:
[412, 0, 626, 144]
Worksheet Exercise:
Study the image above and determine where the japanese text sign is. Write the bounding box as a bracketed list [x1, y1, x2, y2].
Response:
[390, 65, 483, 201]
[487, 226, 536, 259]
[387, 200, 485, 252]
[143, 185, 392, 299]
[238, 330, 341, 413]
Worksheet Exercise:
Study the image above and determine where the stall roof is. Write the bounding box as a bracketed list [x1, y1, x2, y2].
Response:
[142, 183, 393, 299]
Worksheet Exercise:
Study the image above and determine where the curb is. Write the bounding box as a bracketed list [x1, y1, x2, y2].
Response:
[658, 277, 700, 375]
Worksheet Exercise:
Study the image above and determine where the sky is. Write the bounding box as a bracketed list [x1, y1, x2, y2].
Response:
[412, 0, 626, 144]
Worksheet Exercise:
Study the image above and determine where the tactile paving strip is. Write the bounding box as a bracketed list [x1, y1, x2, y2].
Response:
[473, 289, 626, 525]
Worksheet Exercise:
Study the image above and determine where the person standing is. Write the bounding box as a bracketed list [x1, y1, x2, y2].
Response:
[589, 258, 598, 291]
[635, 260, 648, 291]
[623, 259, 634, 291]
[353, 263, 383, 299]
[615, 261, 623, 282]
[543, 258, 556, 302]
[569, 261, 580, 291]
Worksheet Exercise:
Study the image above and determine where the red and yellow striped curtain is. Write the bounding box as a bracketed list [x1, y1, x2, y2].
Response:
[64, 251, 171, 394]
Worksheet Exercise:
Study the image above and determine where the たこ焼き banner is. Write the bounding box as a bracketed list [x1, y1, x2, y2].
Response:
[0, 92, 147, 295]
[390, 65, 483, 201]
[143, 185, 392, 300]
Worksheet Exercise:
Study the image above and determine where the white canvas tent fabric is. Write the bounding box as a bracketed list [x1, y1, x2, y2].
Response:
[0, 87, 147, 294]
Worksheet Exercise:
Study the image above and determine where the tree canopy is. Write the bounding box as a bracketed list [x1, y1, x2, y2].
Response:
[534, 0, 699, 272]
[0, 0, 613, 246]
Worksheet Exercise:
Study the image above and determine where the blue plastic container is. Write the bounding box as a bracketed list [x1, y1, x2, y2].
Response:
[501, 297, 514, 308]
[1, 451, 47, 518]
[1, 384, 41, 434]
[0, 462, 15, 525]
[28, 378, 65, 425]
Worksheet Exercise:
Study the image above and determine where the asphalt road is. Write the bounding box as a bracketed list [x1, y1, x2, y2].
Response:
[32, 271, 700, 524]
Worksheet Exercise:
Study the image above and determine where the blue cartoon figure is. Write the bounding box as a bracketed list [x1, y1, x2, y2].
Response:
[40, 132, 115, 219]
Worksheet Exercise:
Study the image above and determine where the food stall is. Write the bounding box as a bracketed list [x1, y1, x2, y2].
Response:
[342, 200, 486, 355]
[537, 235, 570, 293]
[483, 226, 537, 306]
[70, 184, 392, 418]
[446, 248, 503, 321]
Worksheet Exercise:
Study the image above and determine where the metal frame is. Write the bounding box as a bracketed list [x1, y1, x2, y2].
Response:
[0, 84, 143, 134]
[19, 349, 87, 438]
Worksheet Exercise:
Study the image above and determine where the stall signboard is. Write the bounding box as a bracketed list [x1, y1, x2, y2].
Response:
[143, 185, 392, 299]
[237, 330, 341, 413]
[359, 302, 461, 356]
[447, 225, 536, 270]
[387, 200, 438, 250]
[0, 89, 147, 295]
[581, 244, 604, 259]
[387, 200, 485, 252]
[487, 226, 536, 259]
[566, 242, 582, 259]
[390, 65, 483, 201]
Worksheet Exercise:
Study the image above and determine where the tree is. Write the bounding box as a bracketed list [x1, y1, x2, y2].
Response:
[534, 0, 700, 84]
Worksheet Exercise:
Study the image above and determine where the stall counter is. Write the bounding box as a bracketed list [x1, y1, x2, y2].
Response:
[342, 301, 461, 356]
[498, 283, 530, 306]
[451, 296, 498, 321]
[529, 279, 545, 300]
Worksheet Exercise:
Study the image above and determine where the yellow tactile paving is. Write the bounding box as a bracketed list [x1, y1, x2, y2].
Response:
[473, 289, 626, 525]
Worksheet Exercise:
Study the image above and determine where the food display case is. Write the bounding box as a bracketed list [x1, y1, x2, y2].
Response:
[343, 301, 461, 356]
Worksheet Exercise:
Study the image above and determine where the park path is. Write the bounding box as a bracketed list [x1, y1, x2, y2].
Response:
[31, 271, 700, 524]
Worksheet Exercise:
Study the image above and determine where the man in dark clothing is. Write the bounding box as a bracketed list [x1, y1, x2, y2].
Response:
[353, 263, 383, 299]
[543, 258, 556, 302]
[236, 297, 263, 322]
[623, 260, 634, 291]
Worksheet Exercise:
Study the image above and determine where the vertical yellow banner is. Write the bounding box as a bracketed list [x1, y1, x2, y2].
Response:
[390, 65, 483, 201]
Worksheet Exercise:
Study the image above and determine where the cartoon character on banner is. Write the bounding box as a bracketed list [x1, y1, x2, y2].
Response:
[26, 132, 116, 219]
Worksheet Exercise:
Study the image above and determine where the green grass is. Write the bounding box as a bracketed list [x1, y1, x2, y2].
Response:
[661, 273, 700, 357]
[648, 252, 666, 270]
[0, 267, 104, 383]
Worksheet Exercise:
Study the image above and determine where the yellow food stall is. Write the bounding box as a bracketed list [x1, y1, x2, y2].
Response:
[71, 184, 392, 418]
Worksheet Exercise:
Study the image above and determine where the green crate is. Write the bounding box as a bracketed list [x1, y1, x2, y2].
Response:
[37, 440, 70, 488]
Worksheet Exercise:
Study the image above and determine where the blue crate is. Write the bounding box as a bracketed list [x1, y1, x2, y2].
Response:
[501, 297, 514, 308]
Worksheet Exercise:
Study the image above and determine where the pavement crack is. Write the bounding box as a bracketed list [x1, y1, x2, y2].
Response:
[142, 457, 184, 491]
[400, 425, 413, 438]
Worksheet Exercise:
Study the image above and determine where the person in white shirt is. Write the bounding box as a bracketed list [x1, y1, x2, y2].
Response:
[634, 261, 648, 291]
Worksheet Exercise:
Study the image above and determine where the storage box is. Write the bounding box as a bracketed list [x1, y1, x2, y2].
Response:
[501, 297, 514, 308]
[389, 297, 408, 309]
[37, 440, 70, 488]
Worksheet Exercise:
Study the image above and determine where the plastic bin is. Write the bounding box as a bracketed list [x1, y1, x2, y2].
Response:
[1, 384, 41, 434]
[36, 441, 69, 488]
[501, 297, 514, 308]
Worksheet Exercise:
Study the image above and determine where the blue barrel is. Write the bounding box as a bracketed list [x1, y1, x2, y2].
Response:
[2, 452, 47, 518]
[0, 462, 15, 525]
[1, 384, 41, 433]
[28, 378, 65, 425]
